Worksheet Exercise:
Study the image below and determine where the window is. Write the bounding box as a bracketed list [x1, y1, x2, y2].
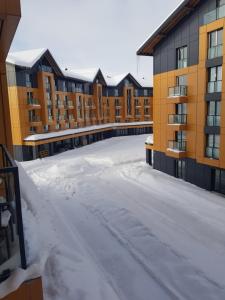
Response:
[144, 89, 148, 97]
[30, 126, 36, 133]
[126, 89, 132, 116]
[114, 89, 119, 97]
[217, 0, 225, 7]
[176, 160, 186, 180]
[135, 109, 140, 116]
[144, 107, 150, 115]
[115, 99, 120, 106]
[176, 103, 187, 115]
[176, 75, 187, 86]
[25, 73, 32, 88]
[207, 101, 221, 126]
[176, 46, 188, 69]
[208, 29, 223, 59]
[144, 99, 149, 106]
[135, 99, 139, 106]
[214, 169, 225, 194]
[115, 108, 120, 116]
[208, 66, 222, 93]
[206, 134, 220, 159]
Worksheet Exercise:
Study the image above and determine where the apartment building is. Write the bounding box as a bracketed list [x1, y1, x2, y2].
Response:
[6, 49, 153, 161]
[0, 1, 43, 299]
[138, 0, 225, 195]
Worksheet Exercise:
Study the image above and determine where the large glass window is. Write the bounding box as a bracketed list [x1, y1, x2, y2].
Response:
[207, 101, 221, 126]
[206, 134, 220, 159]
[208, 66, 222, 93]
[208, 29, 223, 59]
[214, 169, 225, 194]
[176, 46, 188, 69]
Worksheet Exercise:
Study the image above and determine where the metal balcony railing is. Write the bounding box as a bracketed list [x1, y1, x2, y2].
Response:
[168, 114, 187, 125]
[0, 145, 26, 283]
[208, 81, 222, 93]
[208, 44, 223, 60]
[168, 85, 187, 97]
[204, 4, 225, 25]
[27, 98, 40, 106]
[206, 147, 219, 159]
[207, 115, 221, 126]
[168, 140, 187, 152]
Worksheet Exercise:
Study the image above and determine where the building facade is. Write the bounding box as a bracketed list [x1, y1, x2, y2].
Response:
[6, 49, 153, 161]
[138, 0, 225, 195]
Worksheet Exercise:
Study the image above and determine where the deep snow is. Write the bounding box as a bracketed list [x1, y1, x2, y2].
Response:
[3, 134, 225, 300]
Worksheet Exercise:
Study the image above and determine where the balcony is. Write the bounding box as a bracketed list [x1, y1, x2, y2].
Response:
[208, 81, 222, 93]
[65, 123, 70, 129]
[48, 115, 53, 122]
[207, 115, 220, 126]
[55, 123, 60, 130]
[168, 140, 187, 152]
[168, 114, 187, 125]
[47, 100, 52, 106]
[27, 98, 40, 106]
[29, 116, 41, 124]
[68, 101, 74, 108]
[0, 145, 26, 283]
[208, 45, 223, 60]
[69, 115, 74, 121]
[204, 5, 225, 25]
[168, 85, 187, 98]
[206, 147, 219, 159]
[56, 101, 64, 108]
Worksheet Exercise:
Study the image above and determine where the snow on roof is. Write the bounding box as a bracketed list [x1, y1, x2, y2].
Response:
[24, 121, 153, 142]
[104, 73, 128, 86]
[6, 48, 48, 68]
[137, 0, 185, 55]
[64, 68, 100, 82]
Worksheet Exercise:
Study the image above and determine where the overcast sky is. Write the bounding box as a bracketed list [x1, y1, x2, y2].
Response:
[11, 0, 182, 82]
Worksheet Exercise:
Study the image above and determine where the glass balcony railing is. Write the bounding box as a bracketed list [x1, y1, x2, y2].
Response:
[206, 147, 219, 159]
[168, 114, 187, 125]
[27, 98, 40, 106]
[207, 115, 221, 126]
[168, 85, 187, 97]
[208, 44, 223, 59]
[168, 140, 187, 152]
[208, 81, 222, 93]
[0, 145, 26, 283]
[204, 5, 225, 25]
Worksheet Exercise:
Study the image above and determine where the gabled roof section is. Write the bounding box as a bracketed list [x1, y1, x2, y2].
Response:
[137, 0, 200, 56]
[64, 68, 99, 82]
[6, 48, 64, 76]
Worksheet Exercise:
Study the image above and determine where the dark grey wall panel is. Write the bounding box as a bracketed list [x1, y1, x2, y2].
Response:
[153, 0, 217, 75]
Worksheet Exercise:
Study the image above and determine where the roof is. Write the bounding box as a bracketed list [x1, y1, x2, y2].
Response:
[137, 0, 200, 56]
[6, 48, 152, 87]
[64, 68, 100, 82]
[6, 48, 64, 77]
[6, 48, 47, 68]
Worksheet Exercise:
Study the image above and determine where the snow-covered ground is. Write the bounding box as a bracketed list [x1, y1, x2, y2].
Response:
[11, 135, 225, 299]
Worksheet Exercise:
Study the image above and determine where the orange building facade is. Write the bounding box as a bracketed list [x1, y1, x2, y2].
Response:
[6, 49, 153, 161]
[138, 0, 225, 195]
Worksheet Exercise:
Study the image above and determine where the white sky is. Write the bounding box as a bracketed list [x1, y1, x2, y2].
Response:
[11, 0, 183, 82]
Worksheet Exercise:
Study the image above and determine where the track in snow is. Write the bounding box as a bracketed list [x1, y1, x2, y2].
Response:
[21, 135, 225, 300]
